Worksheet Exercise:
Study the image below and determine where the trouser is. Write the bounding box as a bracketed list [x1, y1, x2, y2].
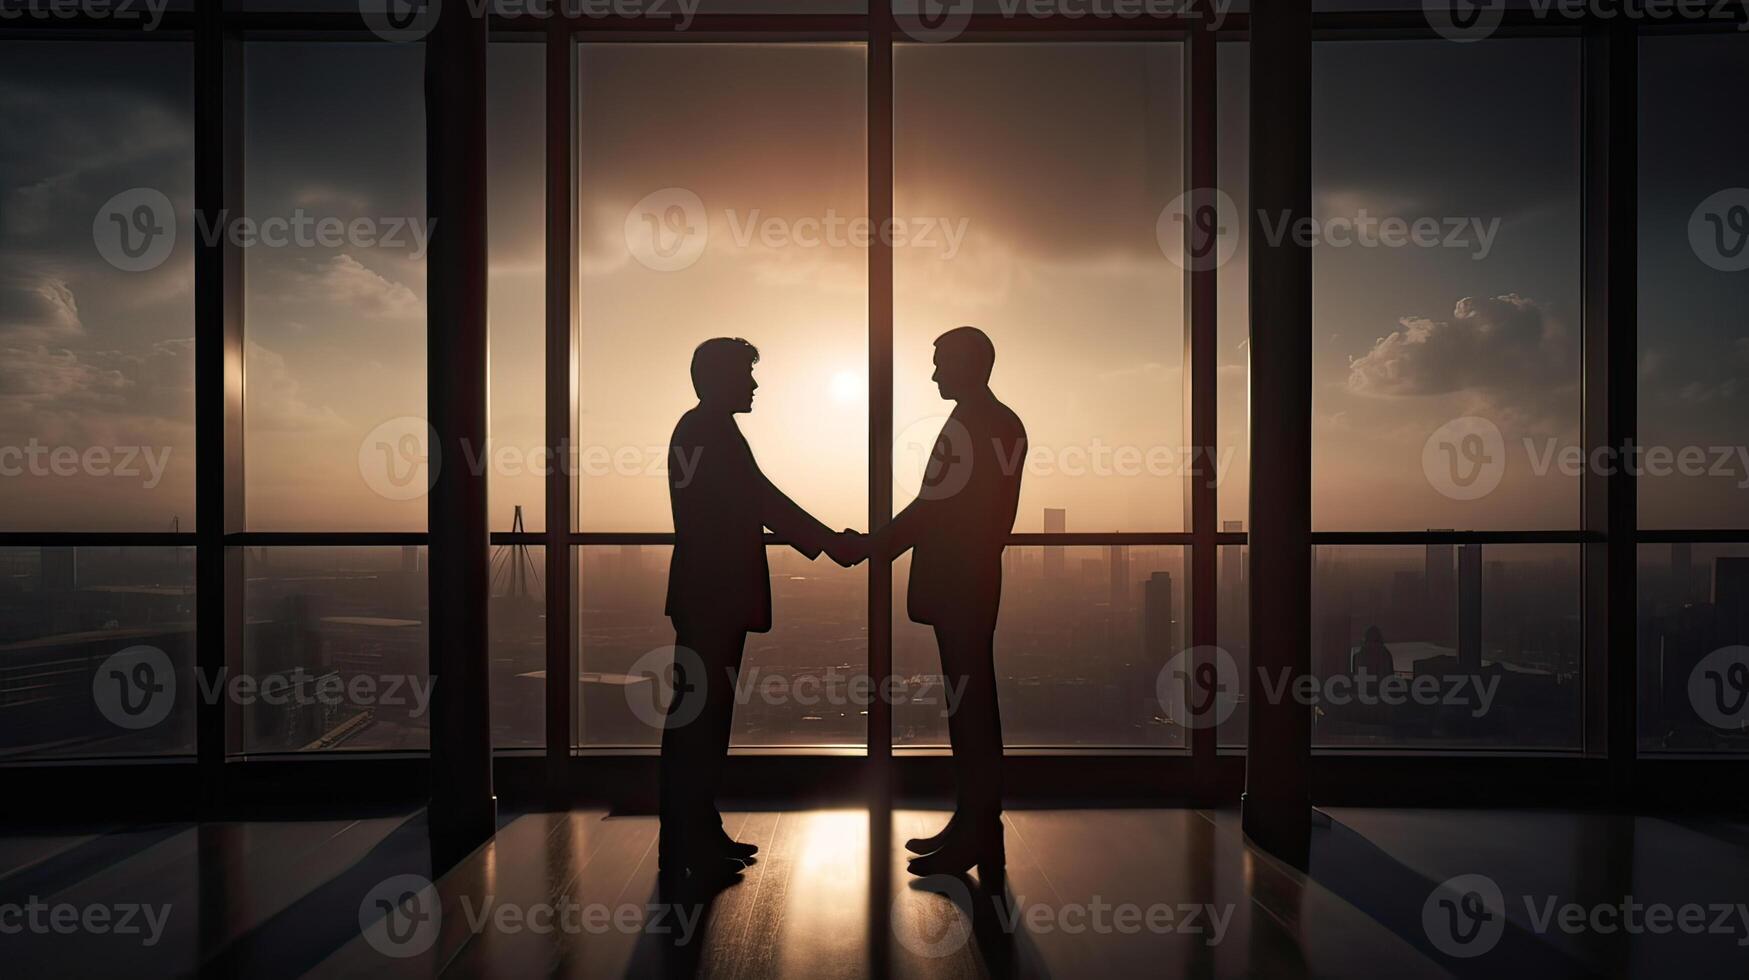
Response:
[659, 622, 746, 857]
[935, 621, 1004, 829]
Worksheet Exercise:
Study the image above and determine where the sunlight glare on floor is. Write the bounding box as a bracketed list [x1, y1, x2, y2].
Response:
[776, 809, 870, 975]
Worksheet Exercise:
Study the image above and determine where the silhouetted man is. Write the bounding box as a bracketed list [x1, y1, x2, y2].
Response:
[878, 326, 1026, 882]
[662, 337, 863, 884]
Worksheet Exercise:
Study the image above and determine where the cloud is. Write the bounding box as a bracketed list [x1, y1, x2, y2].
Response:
[1679, 379, 1738, 404]
[0, 272, 83, 343]
[301, 254, 424, 321]
[242, 341, 348, 433]
[0, 340, 193, 449]
[1346, 294, 1575, 410]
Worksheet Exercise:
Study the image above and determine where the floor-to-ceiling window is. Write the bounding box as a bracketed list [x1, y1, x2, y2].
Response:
[1, 6, 1739, 799]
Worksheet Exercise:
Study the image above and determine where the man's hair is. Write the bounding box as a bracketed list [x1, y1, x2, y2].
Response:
[934, 325, 995, 383]
[691, 337, 760, 396]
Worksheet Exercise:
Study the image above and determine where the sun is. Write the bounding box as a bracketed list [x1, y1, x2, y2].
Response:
[828, 369, 866, 406]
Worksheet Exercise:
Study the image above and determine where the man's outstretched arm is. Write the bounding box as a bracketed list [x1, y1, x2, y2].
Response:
[756, 468, 835, 560]
[873, 495, 930, 560]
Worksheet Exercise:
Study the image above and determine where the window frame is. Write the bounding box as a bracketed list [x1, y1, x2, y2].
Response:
[2, 4, 1746, 808]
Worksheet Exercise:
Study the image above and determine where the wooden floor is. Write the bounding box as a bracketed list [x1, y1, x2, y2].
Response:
[4, 805, 1748, 978]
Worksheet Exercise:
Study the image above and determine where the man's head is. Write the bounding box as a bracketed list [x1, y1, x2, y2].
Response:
[931, 326, 995, 401]
[691, 337, 760, 413]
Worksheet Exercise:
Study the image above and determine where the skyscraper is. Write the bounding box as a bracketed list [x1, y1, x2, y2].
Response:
[1458, 544, 1483, 672]
[1044, 508, 1066, 582]
[1716, 556, 1749, 644]
[1143, 571, 1176, 668]
[1426, 535, 1455, 646]
[1673, 542, 1694, 604]
[1108, 544, 1130, 612]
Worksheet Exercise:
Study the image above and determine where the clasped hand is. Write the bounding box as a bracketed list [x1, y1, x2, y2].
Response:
[825, 529, 869, 567]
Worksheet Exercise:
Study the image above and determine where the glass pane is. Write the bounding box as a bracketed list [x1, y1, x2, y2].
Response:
[894, 545, 1187, 749]
[240, 547, 430, 753]
[1639, 543, 1749, 754]
[894, 42, 1186, 533]
[491, 543, 545, 749]
[1637, 36, 1749, 530]
[0, 42, 196, 531]
[1311, 40, 1582, 531]
[576, 545, 868, 748]
[489, 42, 547, 533]
[0, 547, 195, 760]
[1216, 42, 1250, 532]
[244, 43, 428, 532]
[577, 44, 867, 533]
[1311, 544, 1582, 750]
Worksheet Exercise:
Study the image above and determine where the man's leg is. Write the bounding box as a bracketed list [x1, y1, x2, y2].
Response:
[937, 622, 1003, 831]
[937, 626, 971, 825]
[659, 623, 744, 865]
[696, 629, 745, 838]
[659, 627, 701, 867]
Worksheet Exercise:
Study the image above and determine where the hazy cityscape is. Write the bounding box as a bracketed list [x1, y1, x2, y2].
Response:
[5, 528, 1748, 759]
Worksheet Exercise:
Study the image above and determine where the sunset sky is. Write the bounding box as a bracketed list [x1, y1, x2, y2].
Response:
[2, 37, 1743, 533]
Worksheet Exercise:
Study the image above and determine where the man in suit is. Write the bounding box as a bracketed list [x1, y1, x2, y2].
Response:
[662, 337, 864, 884]
[876, 326, 1026, 881]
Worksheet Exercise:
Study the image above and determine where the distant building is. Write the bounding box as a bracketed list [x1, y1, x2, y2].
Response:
[1426, 536, 1455, 646]
[1143, 571, 1176, 670]
[1044, 508, 1066, 582]
[1672, 542, 1694, 604]
[1717, 557, 1749, 645]
[1108, 545, 1130, 612]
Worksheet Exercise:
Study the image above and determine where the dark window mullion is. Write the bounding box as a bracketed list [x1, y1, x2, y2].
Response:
[868, 26, 895, 766]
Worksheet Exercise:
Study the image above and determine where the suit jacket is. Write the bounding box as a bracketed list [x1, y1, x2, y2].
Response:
[879, 392, 1026, 630]
[664, 407, 834, 633]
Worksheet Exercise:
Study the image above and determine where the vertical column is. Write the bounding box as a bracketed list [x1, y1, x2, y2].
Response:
[426, 1, 496, 873]
[867, 20, 895, 980]
[1243, 0, 1312, 862]
[194, 0, 245, 813]
[868, 28, 896, 782]
[1581, 24, 1637, 795]
[1185, 6, 1219, 791]
[544, 24, 577, 807]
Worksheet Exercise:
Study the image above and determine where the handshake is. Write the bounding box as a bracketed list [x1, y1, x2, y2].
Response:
[824, 529, 870, 568]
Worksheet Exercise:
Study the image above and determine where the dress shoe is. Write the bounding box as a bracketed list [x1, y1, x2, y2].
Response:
[713, 828, 758, 860]
[905, 812, 959, 855]
[906, 823, 1005, 884]
[718, 838, 758, 860]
